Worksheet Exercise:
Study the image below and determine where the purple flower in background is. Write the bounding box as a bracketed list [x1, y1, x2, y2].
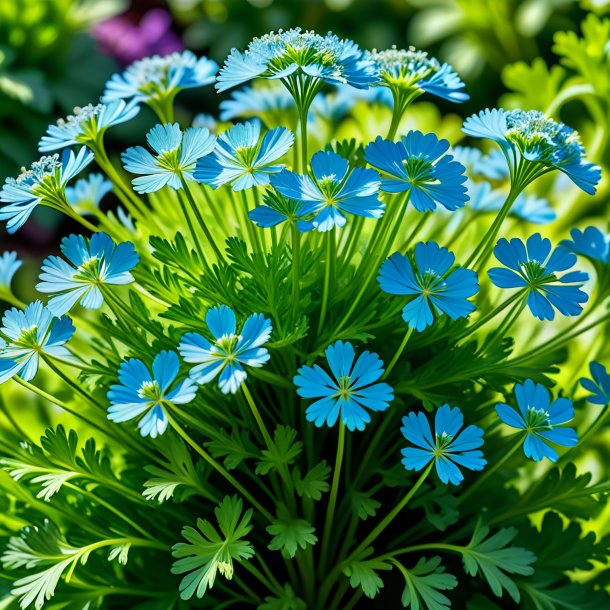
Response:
[93, 9, 183, 66]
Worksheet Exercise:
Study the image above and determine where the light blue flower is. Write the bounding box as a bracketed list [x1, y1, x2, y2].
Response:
[462, 109, 601, 194]
[401, 405, 486, 485]
[452, 146, 509, 180]
[39, 100, 140, 152]
[580, 361, 610, 406]
[0, 148, 94, 233]
[219, 83, 295, 122]
[179, 305, 272, 394]
[294, 340, 394, 431]
[194, 122, 294, 191]
[65, 173, 113, 216]
[122, 123, 216, 194]
[488, 233, 589, 321]
[368, 47, 468, 103]
[378, 242, 479, 332]
[108, 351, 197, 438]
[364, 132, 468, 212]
[468, 182, 556, 225]
[270, 150, 382, 232]
[496, 379, 578, 462]
[561, 226, 610, 264]
[0, 301, 75, 384]
[216, 28, 377, 93]
[0, 252, 22, 291]
[37, 232, 139, 317]
[103, 51, 219, 104]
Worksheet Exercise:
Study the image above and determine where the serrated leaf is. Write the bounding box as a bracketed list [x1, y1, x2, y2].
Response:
[206, 429, 258, 470]
[459, 522, 536, 603]
[171, 496, 255, 600]
[266, 505, 317, 558]
[393, 556, 457, 610]
[256, 426, 302, 475]
[292, 461, 331, 501]
[343, 551, 392, 599]
[351, 491, 381, 521]
[258, 584, 306, 610]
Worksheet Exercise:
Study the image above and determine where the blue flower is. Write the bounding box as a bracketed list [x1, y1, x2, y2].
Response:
[37, 233, 139, 317]
[178, 305, 272, 394]
[248, 189, 305, 228]
[294, 340, 394, 432]
[378, 242, 479, 332]
[0, 252, 22, 292]
[580, 361, 610, 406]
[216, 28, 377, 93]
[108, 351, 197, 438]
[368, 47, 468, 103]
[270, 150, 382, 232]
[488, 233, 589, 321]
[364, 132, 468, 212]
[65, 173, 113, 216]
[122, 123, 216, 194]
[468, 182, 556, 225]
[452, 146, 508, 180]
[462, 109, 601, 194]
[0, 301, 75, 384]
[400, 405, 486, 485]
[0, 148, 94, 234]
[219, 83, 295, 122]
[39, 100, 140, 152]
[194, 122, 294, 191]
[560, 226, 610, 264]
[102, 51, 218, 104]
[496, 379, 578, 462]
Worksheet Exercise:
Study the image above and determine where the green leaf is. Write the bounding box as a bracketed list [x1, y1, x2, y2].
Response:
[256, 426, 302, 475]
[501, 58, 566, 110]
[351, 491, 381, 521]
[206, 429, 258, 470]
[343, 551, 392, 599]
[392, 556, 457, 610]
[266, 505, 317, 558]
[292, 461, 331, 501]
[171, 496, 255, 600]
[459, 522, 536, 603]
[258, 584, 306, 610]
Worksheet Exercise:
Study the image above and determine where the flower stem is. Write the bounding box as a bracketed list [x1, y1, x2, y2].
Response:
[319, 423, 346, 574]
[318, 229, 335, 334]
[181, 179, 223, 260]
[458, 442, 521, 504]
[242, 383, 274, 449]
[176, 189, 206, 263]
[558, 406, 610, 465]
[166, 411, 274, 522]
[291, 224, 301, 320]
[383, 328, 414, 379]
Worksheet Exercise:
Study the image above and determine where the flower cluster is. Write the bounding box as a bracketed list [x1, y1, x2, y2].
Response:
[0, 28, 607, 610]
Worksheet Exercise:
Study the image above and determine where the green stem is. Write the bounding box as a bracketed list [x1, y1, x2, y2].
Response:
[182, 179, 223, 261]
[166, 412, 274, 522]
[291, 224, 301, 320]
[383, 328, 414, 380]
[458, 442, 520, 504]
[318, 230, 335, 334]
[319, 423, 346, 574]
[299, 102, 309, 172]
[176, 188, 206, 264]
[558, 406, 610, 465]
[242, 383, 274, 449]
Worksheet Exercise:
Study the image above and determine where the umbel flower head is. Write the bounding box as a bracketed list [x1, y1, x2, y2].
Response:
[496, 379, 578, 462]
[368, 46, 469, 103]
[364, 132, 468, 212]
[488, 233, 589, 321]
[0, 147, 94, 233]
[271, 150, 383, 232]
[378, 242, 479, 332]
[39, 100, 140, 153]
[122, 123, 216, 193]
[108, 351, 197, 438]
[103, 50, 219, 105]
[580, 361, 610, 406]
[401, 405, 486, 485]
[216, 28, 378, 94]
[195, 122, 294, 191]
[37, 232, 139, 317]
[294, 340, 394, 431]
[65, 173, 113, 217]
[179, 305, 272, 394]
[462, 108, 601, 194]
[0, 301, 75, 384]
